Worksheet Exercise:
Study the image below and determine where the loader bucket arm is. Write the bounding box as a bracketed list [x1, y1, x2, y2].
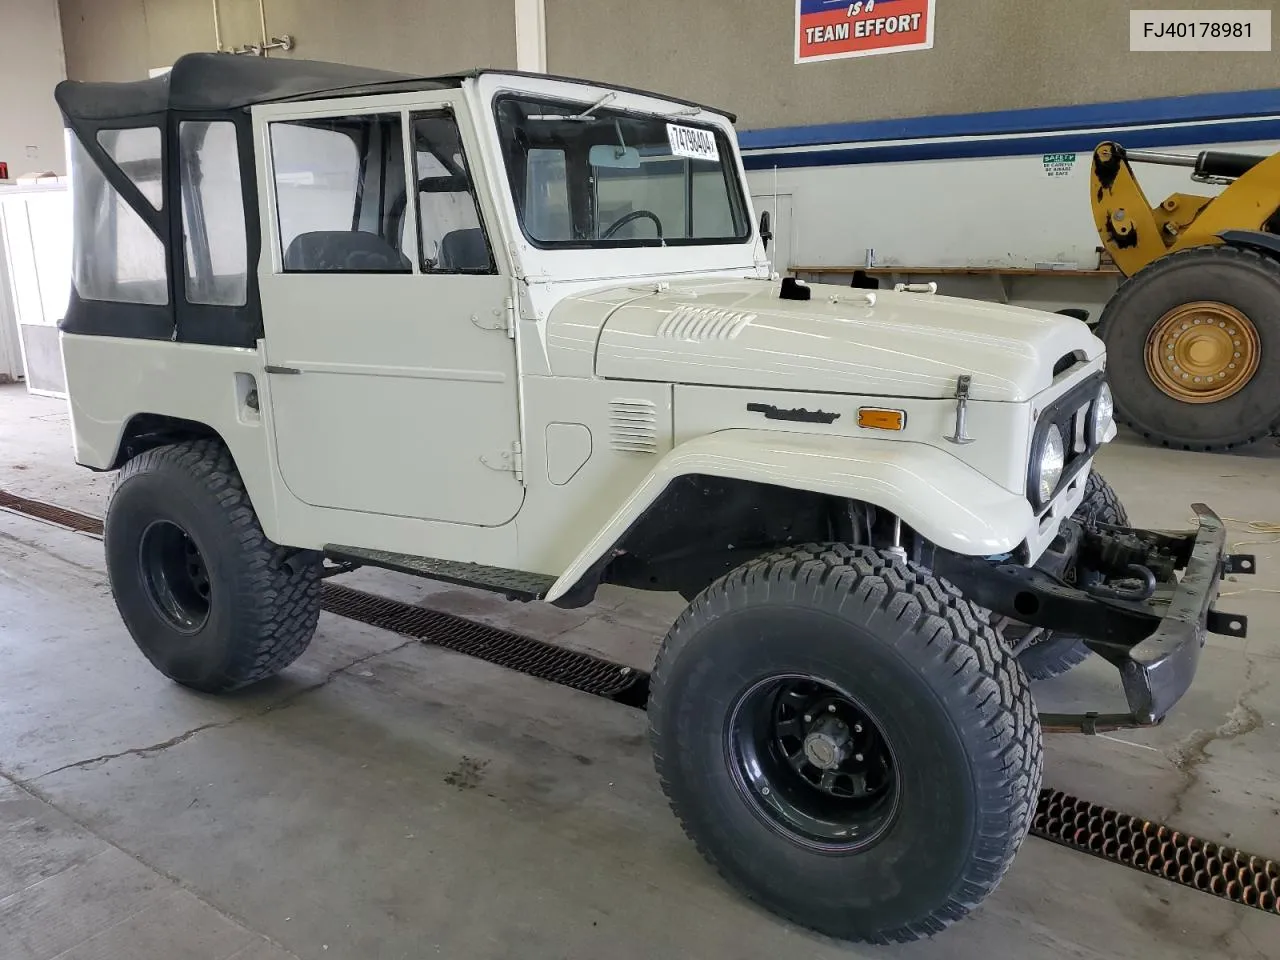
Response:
[1091, 142, 1210, 277]
[1092, 141, 1280, 278]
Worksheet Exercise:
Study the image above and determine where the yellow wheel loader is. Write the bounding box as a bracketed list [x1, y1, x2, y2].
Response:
[1091, 141, 1280, 450]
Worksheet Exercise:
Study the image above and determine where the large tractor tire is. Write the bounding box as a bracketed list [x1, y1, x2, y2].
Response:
[1097, 244, 1280, 451]
[648, 544, 1042, 943]
[104, 438, 322, 693]
[1004, 470, 1129, 681]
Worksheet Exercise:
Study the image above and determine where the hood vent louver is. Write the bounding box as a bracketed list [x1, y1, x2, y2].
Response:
[609, 399, 660, 454]
[657, 305, 756, 342]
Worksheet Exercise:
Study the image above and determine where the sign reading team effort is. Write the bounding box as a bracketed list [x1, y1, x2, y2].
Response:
[667, 124, 720, 162]
[796, 0, 936, 63]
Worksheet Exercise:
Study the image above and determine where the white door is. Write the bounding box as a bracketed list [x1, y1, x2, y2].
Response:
[256, 100, 524, 528]
[752, 192, 792, 276]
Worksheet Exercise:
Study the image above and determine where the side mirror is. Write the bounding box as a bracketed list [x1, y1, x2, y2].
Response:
[759, 210, 772, 251]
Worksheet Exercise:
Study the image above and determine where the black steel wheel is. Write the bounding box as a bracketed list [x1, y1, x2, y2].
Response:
[138, 520, 212, 634]
[1009, 470, 1130, 680]
[649, 544, 1042, 944]
[727, 675, 899, 851]
[105, 438, 322, 693]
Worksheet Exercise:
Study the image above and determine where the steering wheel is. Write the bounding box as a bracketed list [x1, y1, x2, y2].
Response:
[602, 209, 664, 240]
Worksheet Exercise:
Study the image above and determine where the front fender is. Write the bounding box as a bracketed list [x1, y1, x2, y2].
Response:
[544, 429, 1035, 603]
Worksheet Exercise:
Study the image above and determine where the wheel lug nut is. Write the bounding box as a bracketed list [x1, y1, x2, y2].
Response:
[828, 704, 837, 713]
[854, 723, 863, 733]
[854, 753, 864, 762]
[803, 714, 812, 723]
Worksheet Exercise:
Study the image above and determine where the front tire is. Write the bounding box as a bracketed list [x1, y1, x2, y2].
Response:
[104, 438, 321, 693]
[648, 544, 1042, 943]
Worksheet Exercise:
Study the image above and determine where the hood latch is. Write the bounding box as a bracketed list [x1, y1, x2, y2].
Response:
[944, 375, 976, 446]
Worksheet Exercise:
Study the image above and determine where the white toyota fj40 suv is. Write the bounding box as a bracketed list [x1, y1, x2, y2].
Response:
[54, 54, 1251, 943]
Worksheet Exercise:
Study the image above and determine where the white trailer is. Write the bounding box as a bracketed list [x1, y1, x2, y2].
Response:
[741, 87, 1280, 324]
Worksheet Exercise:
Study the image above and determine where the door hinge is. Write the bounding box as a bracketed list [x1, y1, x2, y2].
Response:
[471, 299, 517, 338]
[480, 441, 524, 482]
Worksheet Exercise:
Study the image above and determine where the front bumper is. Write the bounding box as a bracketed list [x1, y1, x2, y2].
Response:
[934, 503, 1254, 727]
[1112, 504, 1245, 723]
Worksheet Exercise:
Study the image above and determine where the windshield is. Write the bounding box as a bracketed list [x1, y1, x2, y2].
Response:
[494, 95, 750, 249]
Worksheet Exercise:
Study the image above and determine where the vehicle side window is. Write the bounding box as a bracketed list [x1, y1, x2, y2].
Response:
[410, 112, 494, 274]
[270, 114, 411, 274]
[180, 121, 248, 306]
[70, 128, 167, 305]
[97, 127, 163, 209]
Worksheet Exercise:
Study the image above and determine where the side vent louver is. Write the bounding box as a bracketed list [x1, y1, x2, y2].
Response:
[609, 399, 660, 454]
[657, 306, 756, 341]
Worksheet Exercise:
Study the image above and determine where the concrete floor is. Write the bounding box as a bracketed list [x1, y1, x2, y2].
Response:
[2, 379, 1280, 959]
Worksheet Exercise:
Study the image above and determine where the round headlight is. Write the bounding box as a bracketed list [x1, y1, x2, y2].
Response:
[1036, 425, 1066, 505]
[1091, 382, 1115, 442]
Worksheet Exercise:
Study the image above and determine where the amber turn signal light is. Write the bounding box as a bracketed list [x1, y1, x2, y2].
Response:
[857, 408, 906, 431]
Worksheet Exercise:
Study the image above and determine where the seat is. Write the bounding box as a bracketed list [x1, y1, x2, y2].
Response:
[282, 230, 411, 273]
[436, 228, 491, 272]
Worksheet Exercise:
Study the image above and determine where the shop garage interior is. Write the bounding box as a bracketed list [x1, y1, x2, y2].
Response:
[3, 1, 1280, 958]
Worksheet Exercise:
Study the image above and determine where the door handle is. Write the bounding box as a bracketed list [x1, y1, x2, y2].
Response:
[264, 365, 302, 375]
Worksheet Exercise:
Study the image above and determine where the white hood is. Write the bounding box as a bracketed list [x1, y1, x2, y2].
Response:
[578, 278, 1103, 402]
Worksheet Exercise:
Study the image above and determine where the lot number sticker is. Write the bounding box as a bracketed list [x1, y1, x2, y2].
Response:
[667, 124, 720, 162]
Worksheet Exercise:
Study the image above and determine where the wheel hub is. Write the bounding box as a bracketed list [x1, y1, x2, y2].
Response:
[1145, 301, 1261, 404]
[802, 714, 852, 770]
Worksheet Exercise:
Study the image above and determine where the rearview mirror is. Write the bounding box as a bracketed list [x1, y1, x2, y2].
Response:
[589, 144, 642, 169]
[759, 210, 773, 251]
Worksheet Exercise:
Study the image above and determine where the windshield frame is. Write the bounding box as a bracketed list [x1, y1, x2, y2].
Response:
[491, 92, 753, 252]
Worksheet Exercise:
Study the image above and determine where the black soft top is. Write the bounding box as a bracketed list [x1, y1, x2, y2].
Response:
[55, 53, 451, 121]
[55, 52, 735, 123]
[55, 53, 737, 353]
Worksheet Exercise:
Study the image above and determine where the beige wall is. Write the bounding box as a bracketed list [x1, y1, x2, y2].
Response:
[58, 0, 517, 82]
[0, 0, 67, 175]
[55, 0, 1280, 130]
[546, 0, 1280, 130]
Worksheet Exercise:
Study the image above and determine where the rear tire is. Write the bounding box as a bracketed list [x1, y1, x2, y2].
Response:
[648, 544, 1042, 943]
[1098, 245, 1280, 451]
[1009, 470, 1129, 680]
[104, 438, 321, 693]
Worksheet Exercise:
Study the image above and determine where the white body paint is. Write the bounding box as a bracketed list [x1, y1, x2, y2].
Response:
[61, 71, 1113, 600]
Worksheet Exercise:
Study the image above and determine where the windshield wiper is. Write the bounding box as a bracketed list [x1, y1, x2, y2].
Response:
[527, 92, 618, 122]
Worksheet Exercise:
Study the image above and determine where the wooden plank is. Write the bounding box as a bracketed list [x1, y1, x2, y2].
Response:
[791, 265, 1122, 278]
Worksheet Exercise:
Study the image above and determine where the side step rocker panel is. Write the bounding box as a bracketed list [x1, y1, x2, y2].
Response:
[324, 544, 557, 601]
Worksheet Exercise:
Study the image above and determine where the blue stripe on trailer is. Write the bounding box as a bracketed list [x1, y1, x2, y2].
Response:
[740, 118, 1280, 170]
[737, 88, 1280, 152]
